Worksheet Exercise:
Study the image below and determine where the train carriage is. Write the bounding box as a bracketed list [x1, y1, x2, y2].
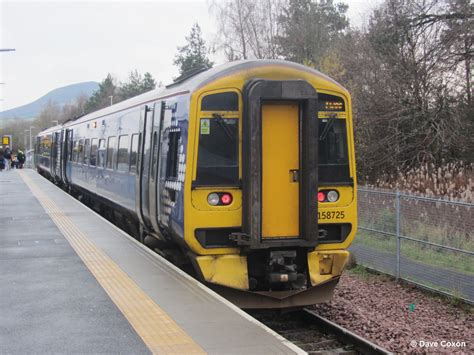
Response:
[35, 60, 357, 308]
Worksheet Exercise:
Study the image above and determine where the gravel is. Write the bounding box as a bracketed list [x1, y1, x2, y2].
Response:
[311, 270, 473, 353]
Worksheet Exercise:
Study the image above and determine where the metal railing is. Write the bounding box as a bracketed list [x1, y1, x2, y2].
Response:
[352, 187, 473, 303]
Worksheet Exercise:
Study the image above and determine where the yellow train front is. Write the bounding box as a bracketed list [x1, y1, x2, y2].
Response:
[183, 60, 357, 308]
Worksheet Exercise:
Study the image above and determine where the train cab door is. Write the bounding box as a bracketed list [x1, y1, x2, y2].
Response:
[48, 133, 54, 175]
[137, 105, 155, 229]
[148, 101, 166, 233]
[63, 129, 73, 184]
[243, 80, 319, 248]
[58, 130, 64, 182]
[53, 131, 61, 179]
[261, 103, 300, 238]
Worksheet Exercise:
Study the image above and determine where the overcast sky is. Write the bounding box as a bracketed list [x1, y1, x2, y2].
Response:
[0, 0, 382, 111]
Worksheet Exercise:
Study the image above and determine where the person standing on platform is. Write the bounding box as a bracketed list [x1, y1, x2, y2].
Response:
[17, 150, 25, 169]
[10, 153, 16, 169]
[3, 145, 12, 171]
[0, 146, 4, 171]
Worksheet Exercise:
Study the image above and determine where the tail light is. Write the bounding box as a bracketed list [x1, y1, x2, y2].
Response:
[318, 191, 326, 202]
[220, 193, 233, 205]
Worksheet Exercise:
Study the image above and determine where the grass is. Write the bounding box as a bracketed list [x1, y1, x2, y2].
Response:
[353, 230, 474, 275]
[346, 264, 392, 281]
[365, 161, 473, 203]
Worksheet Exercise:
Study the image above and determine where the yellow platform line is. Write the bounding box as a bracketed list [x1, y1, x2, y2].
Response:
[19, 171, 205, 355]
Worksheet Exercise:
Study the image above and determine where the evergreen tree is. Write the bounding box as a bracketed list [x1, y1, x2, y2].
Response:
[278, 0, 349, 68]
[118, 70, 156, 100]
[84, 74, 117, 113]
[173, 23, 213, 75]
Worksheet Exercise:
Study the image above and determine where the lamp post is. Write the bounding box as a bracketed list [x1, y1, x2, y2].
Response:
[109, 96, 113, 106]
[29, 126, 35, 151]
[24, 130, 29, 151]
[0, 83, 4, 106]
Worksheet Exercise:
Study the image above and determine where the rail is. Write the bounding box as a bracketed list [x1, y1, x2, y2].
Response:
[250, 309, 392, 354]
[301, 309, 392, 355]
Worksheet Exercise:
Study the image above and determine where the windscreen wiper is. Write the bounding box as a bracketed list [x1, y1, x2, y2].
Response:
[319, 114, 338, 141]
[213, 113, 235, 142]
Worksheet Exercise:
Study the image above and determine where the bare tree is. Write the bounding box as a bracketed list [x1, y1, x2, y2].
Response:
[340, 0, 472, 180]
[210, 0, 286, 60]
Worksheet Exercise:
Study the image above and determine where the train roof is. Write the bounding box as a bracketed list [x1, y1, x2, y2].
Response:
[55, 60, 346, 130]
[37, 125, 63, 135]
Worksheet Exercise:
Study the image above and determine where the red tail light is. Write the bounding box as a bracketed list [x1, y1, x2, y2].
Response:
[318, 191, 326, 202]
[220, 193, 233, 205]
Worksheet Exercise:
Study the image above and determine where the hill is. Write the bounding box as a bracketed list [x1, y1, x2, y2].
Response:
[0, 81, 99, 121]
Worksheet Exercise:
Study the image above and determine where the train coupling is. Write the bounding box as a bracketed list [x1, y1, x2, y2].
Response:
[267, 250, 306, 289]
[228, 232, 251, 245]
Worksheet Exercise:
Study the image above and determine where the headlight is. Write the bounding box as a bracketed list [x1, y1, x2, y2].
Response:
[207, 193, 220, 206]
[327, 190, 339, 202]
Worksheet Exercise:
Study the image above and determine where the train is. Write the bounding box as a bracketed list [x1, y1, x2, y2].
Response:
[35, 60, 357, 308]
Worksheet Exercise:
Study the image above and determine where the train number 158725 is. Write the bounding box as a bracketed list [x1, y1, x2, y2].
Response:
[318, 211, 345, 220]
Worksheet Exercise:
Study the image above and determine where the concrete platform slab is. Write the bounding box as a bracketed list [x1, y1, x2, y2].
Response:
[0, 169, 303, 354]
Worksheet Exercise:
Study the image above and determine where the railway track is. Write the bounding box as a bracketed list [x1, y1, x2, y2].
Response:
[250, 308, 391, 354]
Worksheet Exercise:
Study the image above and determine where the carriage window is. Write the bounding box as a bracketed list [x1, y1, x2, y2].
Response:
[151, 132, 159, 178]
[201, 92, 239, 111]
[117, 135, 129, 172]
[97, 139, 106, 168]
[130, 134, 139, 173]
[166, 130, 180, 180]
[78, 139, 84, 164]
[68, 132, 73, 161]
[196, 117, 238, 186]
[90, 139, 98, 166]
[106, 136, 116, 169]
[72, 140, 78, 162]
[83, 139, 90, 165]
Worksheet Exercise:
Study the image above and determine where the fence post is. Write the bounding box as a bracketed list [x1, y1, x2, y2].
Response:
[396, 190, 401, 280]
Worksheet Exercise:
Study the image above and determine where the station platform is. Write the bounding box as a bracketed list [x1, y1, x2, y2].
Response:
[0, 169, 303, 354]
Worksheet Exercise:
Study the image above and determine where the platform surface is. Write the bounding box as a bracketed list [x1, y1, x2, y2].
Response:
[0, 169, 303, 354]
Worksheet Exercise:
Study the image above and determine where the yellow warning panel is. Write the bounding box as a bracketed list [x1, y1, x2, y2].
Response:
[262, 103, 300, 238]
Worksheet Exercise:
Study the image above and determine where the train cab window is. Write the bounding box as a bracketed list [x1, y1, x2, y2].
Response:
[129, 134, 139, 173]
[83, 139, 90, 165]
[166, 129, 180, 180]
[90, 139, 98, 166]
[318, 119, 350, 183]
[97, 139, 106, 168]
[106, 136, 116, 169]
[78, 139, 84, 164]
[196, 117, 239, 186]
[117, 135, 129, 172]
[201, 92, 239, 111]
